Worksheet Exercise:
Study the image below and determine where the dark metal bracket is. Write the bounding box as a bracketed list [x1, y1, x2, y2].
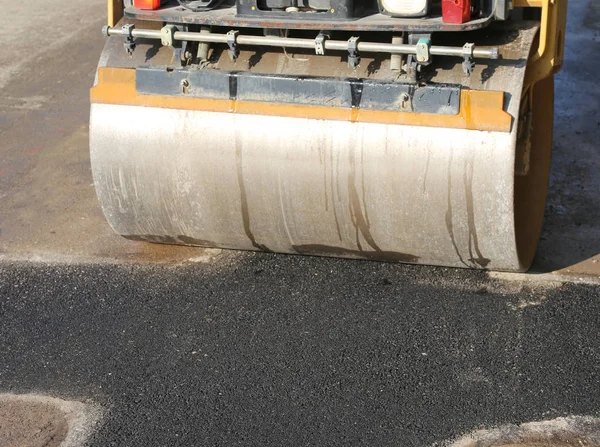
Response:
[227, 30, 239, 60]
[122, 24, 136, 56]
[136, 66, 462, 115]
[347, 37, 360, 68]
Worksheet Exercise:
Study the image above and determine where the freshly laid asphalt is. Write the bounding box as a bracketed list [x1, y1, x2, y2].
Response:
[1, 0, 599, 445]
[1, 253, 598, 446]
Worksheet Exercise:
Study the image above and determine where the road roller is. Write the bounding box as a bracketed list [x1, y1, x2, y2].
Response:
[91, 0, 567, 271]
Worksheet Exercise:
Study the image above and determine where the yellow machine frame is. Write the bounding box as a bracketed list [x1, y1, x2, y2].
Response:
[514, 0, 568, 87]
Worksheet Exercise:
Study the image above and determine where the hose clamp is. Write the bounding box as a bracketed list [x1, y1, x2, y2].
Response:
[227, 30, 239, 60]
[122, 24, 136, 55]
[347, 36, 360, 68]
[161, 25, 178, 47]
[315, 32, 330, 55]
[462, 42, 475, 76]
[415, 38, 431, 64]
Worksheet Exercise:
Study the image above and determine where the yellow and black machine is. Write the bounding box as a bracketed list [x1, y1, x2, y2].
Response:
[91, 0, 567, 271]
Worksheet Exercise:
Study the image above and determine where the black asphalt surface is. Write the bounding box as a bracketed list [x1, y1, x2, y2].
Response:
[0, 253, 599, 446]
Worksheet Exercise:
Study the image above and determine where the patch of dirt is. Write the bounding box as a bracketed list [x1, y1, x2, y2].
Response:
[447, 416, 600, 446]
[0, 394, 103, 447]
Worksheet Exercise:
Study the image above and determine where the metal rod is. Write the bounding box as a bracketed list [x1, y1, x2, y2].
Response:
[176, 31, 227, 43]
[131, 29, 161, 39]
[237, 35, 315, 49]
[430, 45, 497, 58]
[105, 26, 499, 59]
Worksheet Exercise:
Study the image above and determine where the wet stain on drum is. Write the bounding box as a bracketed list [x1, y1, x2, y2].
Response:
[329, 143, 343, 241]
[445, 156, 491, 268]
[317, 132, 343, 241]
[422, 148, 431, 193]
[464, 160, 491, 267]
[292, 244, 419, 263]
[348, 137, 381, 252]
[124, 235, 215, 246]
[125, 235, 182, 244]
[445, 154, 470, 267]
[234, 131, 272, 252]
[177, 235, 217, 246]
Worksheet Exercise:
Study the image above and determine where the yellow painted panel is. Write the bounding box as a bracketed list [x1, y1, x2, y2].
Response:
[91, 67, 512, 133]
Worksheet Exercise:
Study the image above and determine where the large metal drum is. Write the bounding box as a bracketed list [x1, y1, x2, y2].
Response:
[90, 22, 552, 271]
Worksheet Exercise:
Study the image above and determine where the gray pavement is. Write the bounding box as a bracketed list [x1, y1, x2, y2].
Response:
[0, 0, 598, 276]
[0, 0, 599, 445]
[0, 0, 201, 264]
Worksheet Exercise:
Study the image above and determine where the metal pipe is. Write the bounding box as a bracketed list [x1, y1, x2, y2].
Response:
[237, 35, 316, 49]
[175, 31, 227, 43]
[104, 26, 499, 59]
[430, 45, 497, 58]
[130, 29, 161, 39]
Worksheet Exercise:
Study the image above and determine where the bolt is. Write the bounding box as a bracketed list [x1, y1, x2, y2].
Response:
[180, 79, 190, 93]
[400, 93, 410, 109]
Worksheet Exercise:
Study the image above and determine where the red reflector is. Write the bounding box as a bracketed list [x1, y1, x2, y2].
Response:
[133, 0, 161, 9]
[442, 0, 471, 23]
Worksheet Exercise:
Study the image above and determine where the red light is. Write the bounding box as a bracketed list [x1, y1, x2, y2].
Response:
[442, 0, 471, 23]
[133, 0, 161, 9]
